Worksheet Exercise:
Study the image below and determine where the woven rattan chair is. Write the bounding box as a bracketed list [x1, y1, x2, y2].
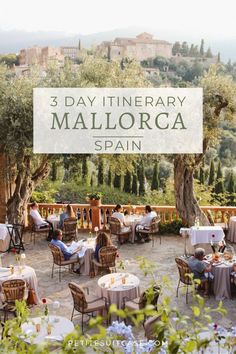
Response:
[137, 217, 161, 246]
[28, 215, 50, 244]
[144, 315, 161, 340]
[123, 284, 160, 312]
[48, 243, 80, 282]
[175, 257, 193, 303]
[2, 279, 26, 321]
[68, 282, 107, 333]
[108, 217, 131, 245]
[92, 246, 117, 275]
[63, 217, 77, 242]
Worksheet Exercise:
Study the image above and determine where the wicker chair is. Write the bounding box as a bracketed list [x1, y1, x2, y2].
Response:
[28, 215, 50, 244]
[123, 284, 160, 312]
[92, 246, 117, 275]
[175, 257, 193, 303]
[63, 217, 77, 242]
[108, 217, 131, 245]
[2, 279, 26, 321]
[144, 315, 161, 340]
[48, 243, 80, 282]
[68, 282, 107, 333]
[137, 217, 161, 246]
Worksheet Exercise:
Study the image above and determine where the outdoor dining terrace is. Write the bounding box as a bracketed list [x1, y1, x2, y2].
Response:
[28, 203, 236, 231]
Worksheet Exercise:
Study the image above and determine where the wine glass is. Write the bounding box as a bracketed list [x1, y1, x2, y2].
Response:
[52, 301, 60, 322]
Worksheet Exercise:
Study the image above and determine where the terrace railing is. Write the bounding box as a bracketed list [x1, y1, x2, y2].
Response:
[27, 203, 236, 232]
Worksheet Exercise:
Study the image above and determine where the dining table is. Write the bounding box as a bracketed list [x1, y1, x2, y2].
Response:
[21, 315, 74, 344]
[227, 216, 236, 243]
[189, 226, 225, 246]
[0, 265, 40, 303]
[47, 215, 60, 230]
[204, 254, 236, 300]
[124, 214, 143, 243]
[97, 272, 140, 309]
[79, 238, 96, 276]
[0, 223, 11, 252]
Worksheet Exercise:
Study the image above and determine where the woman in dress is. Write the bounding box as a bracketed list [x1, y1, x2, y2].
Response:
[94, 232, 113, 262]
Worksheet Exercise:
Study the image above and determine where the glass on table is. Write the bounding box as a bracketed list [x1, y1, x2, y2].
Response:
[47, 323, 52, 335]
[35, 319, 41, 333]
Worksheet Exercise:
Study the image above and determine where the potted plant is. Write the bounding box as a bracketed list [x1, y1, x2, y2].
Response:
[87, 192, 102, 206]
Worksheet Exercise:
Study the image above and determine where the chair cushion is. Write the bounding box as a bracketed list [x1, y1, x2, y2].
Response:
[125, 298, 140, 311]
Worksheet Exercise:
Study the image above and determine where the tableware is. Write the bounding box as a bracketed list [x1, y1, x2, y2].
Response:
[9, 265, 14, 275]
[35, 323, 41, 333]
[121, 276, 126, 284]
[47, 323, 52, 335]
[111, 277, 115, 285]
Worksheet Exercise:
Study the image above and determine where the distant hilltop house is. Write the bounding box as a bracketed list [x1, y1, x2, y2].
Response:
[96, 32, 173, 61]
[18, 41, 83, 71]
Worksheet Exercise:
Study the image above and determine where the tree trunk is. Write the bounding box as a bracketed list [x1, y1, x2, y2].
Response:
[174, 156, 209, 226]
[6, 155, 50, 224]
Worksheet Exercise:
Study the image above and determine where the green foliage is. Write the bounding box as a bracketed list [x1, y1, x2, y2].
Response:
[113, 173, 121, 189]
[199, 166, 205, 185]
[82, 156, 89, 179]
[97, 159, 104, 185]
[123, 170, 132, 193]
[0, 53, 19, 67]
[107, 167, 112, 187]
[138, 161, 145, 196]
[158, 219, 185, 234]
[131, 173, 138, 195]
[208, 160, 215, 185]
[214, 161, 224, 194]
[87, 192, 102, 200]
[151, 162, 159, 191]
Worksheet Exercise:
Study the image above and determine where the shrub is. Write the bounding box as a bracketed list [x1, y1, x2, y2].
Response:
[158, 219, 184, 235]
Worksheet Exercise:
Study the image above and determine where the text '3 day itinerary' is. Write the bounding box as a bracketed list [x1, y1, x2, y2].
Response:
[33, 88, 203, 154]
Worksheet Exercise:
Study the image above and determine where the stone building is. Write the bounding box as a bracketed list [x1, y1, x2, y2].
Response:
[19, 46, 64, 67]
[97, 32, 172, 61]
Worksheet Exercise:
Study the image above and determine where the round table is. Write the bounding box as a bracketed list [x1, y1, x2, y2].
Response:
[124, 215, 143, 243]
[97, 272, 140, 309]
[211, 260, 234, 300]
[0, 265, 40, 303]
[47, 215, 60, 230]
[80, 239, 95, 276]
[21, 315, 74, 344]
[0, 223, 11, 252]
[227, 216, 236, 243]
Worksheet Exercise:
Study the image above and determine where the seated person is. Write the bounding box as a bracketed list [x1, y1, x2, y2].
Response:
[112, 204, 126, 225]
[50, 229, 83, 273]
[230, 263, 236, 286]
[112, 204, 131, 243]
[135, 205, 158, 242]
[59, 204, 75, 229]
[94, 232, 113, 262]
[188, 248, 212, 297]
[30, 202, 53, 240]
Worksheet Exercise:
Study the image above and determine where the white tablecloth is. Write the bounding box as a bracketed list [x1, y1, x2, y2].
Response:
[227, 216, 236, 243]
[21, 315, 74, 344]
[124, 215, 143, 243]
[0, 223, 11, 252]
[0, 265, 40, 303]
[189, 226, 225, 246]
[97, 272, 140, 309]
[47, 215, 60, 230]
[80, 239, 95, 276]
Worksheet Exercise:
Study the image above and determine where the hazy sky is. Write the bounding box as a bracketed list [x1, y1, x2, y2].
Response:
[0, 0, 235, 39]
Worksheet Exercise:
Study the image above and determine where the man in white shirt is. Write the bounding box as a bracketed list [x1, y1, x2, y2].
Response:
[30, 202, 53, 240]
[136, 205, 158, 243]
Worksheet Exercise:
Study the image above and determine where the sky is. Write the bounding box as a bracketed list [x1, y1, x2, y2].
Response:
[0, 0, 235, 40]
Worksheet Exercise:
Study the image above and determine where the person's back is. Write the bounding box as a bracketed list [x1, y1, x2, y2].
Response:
[188, 256, 206, 279]
[59, 212, 68, 229]
[140, 210, 157, 227]
[112, 211, 125, 225]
